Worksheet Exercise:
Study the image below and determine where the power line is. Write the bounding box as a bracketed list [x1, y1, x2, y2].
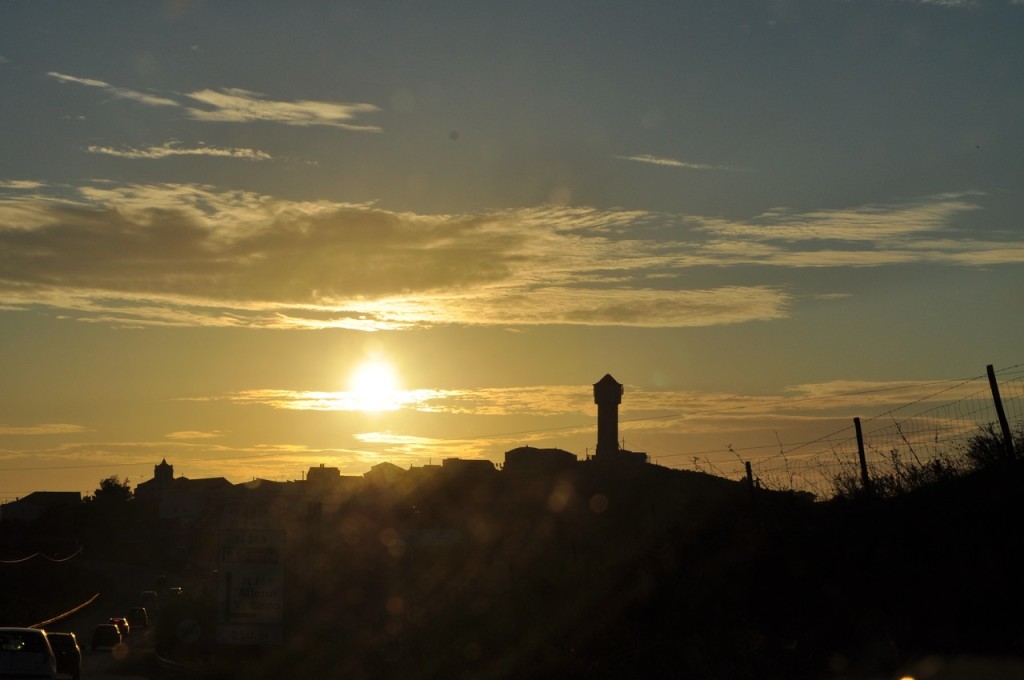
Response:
[455, 373, 985, 444]
[0, 461, 154, 472]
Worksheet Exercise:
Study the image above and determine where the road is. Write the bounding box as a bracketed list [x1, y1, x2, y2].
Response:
[41, 561, 183, 680]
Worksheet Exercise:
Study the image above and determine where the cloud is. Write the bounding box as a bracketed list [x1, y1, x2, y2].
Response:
[616, 154, 746, 172]
[696, 194, 980, 243]
[903, 0, 979, 6]
[184, 88, 381, 131]
[190, 385, 592, 417]
[1, 183, 1021, 330]
[0, 180, 45, 190]
[352, 432, 488, 463]
[46, 72, 380, 130]
[197, 377, 985, 420]
[165, 430, 225, 440]
[47, 71, 179, 107]
[0, 423, 88, 436]
[86, 141, 272, 161]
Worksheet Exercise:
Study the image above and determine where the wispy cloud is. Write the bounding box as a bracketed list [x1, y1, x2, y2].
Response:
[47, 71, 179, 107]
[0, 423, 88, 436]
[697, 194, 980, 243]
[903, 0, 979, 6]
[201, 378, 985, 420]
[46, 72, 381, 130]
[0, 183, 1020, 330]
[165, 430, 225, 440]
[86, 141, 272, 161]
[188, 385, 593, 417]
[616, 154, 745, 172]
[0, 180, 45, 190]
[184, 88, 381, 131]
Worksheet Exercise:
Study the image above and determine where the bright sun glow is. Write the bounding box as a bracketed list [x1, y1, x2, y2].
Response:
[348, 360, 402, 411]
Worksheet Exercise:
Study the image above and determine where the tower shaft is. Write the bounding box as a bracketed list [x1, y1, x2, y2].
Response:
[593, 374, 623, 457]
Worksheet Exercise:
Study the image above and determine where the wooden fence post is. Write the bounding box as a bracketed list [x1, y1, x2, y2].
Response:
[854, 417, 871, 494]
[986, 364, 1017, 461]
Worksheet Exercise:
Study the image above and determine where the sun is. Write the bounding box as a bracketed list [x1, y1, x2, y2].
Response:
[348, 360, 402, 412]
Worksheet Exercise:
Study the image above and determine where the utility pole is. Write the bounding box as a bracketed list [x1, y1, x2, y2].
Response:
[854, 417, 871, 495]
[986, 364, 1017, 461]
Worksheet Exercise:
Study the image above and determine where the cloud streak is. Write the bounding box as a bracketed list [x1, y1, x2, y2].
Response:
[47, 72, 179, 107]
[201, 378, 987, 420]
[616, 154, 745, 172]
[46, 72, 380, 130]
[86, 141, 272, 161]
[184, 88, 381, 131]
[0, 183, 1020, 330]
[0, 423, 88, 436]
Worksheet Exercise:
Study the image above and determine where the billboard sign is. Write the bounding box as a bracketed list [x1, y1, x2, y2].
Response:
[217, 507, 285, 645]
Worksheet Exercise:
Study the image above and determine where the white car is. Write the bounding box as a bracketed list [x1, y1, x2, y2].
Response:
[0, 627, 57, 679]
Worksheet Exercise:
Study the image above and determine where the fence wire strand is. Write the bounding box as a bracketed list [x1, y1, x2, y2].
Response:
[669, 366, 1023, 499]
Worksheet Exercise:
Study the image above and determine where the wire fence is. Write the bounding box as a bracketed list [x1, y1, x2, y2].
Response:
[661, 364, 1024, 499]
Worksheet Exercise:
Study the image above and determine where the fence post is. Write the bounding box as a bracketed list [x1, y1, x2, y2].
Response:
[745, 461, 754, 498]
[854, 417, 871, 494]
[986, 364, 1017, 461]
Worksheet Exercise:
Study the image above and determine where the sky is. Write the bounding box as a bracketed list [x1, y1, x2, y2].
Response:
[2, 0, 1023, 501]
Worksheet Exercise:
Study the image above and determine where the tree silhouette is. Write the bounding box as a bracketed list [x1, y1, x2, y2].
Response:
[88, 475, 132, 505]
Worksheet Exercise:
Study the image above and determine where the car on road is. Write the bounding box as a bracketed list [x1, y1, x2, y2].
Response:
[140, 590, 160, 612]
[108, 617, 130, 638]
[0, 627, 57, 679]
[45, 632, 80, 680]
[127, 606, 149, 629]
[90, 624, 121, 652]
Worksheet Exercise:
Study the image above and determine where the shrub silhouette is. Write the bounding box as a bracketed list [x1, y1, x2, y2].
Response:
[831, 422, 1021, 499]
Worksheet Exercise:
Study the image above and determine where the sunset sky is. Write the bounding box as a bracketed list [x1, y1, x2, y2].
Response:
[2, 1, 1023, 501]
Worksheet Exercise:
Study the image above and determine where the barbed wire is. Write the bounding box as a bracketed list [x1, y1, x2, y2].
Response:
[698, 365, 1024, 496]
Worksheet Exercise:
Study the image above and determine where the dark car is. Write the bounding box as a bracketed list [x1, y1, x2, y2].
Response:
[139, 590, 160, 612]
[90, 624, 120, 651]
[108, 618, 130, 639]
[0, 627, 56, 679]
[45, 632, 80, 680]
[127, 606, 149, 629]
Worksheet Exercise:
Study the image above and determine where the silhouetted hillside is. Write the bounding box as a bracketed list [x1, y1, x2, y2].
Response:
[5, 458, 1022, 679]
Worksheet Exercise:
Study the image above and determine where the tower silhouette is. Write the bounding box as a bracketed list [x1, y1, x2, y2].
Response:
[593, 374, 623, 458]
[154, 458, 174, 485]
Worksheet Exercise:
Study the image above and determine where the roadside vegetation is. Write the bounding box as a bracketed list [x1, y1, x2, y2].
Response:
[829, 423, 1023, 499]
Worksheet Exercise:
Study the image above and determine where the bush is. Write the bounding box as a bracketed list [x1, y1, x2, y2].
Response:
[829, 422, 1021, 500]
